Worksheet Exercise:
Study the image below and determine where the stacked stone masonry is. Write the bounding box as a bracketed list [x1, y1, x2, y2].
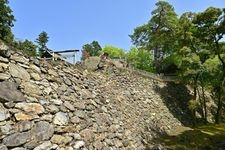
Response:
[0, 43, 184, 150]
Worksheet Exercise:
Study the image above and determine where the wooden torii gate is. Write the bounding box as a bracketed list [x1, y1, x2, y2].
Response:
[52, 49, 79, 64]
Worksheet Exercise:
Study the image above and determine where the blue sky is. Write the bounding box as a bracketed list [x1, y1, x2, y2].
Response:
[9, 0, 224, 61]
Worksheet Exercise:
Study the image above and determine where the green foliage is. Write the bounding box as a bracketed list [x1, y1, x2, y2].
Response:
[126, 47, 153, 72]
[163, 53, 181, 67]
[0, 0, 15, 43]
[14, 40, 37, 57]
[130, 1, 178, 72]
[35, 31, 49, 57]
[126, 47, 139, 65]
[101, 45, 125, 59]
[177, 12, 196, 48]
[82, 41, 102, 60]
[178, 47, 202, 81]
[191, 7, 225, 124]
[129, 2, 225, 124]
[188, 99, 199, 111]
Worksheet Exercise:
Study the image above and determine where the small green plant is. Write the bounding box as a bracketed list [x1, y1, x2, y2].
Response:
[188, 99, 198, 111]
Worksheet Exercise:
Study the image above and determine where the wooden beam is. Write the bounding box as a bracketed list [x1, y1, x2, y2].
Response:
[61, 54, 76, 57]
[54, 50, 79, 53]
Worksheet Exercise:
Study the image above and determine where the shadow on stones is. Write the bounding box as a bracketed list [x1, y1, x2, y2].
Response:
[153, 82, 192, 126]
[147, 124, 225, 150]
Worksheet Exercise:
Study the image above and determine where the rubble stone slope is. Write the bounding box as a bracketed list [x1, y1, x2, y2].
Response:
[0, 42, 190, 150]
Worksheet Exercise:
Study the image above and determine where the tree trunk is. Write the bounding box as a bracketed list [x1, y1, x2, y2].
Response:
[192, 73, 200, 127]
[154, 46, 161, 73]
[197, 87, 205, 122]
[215, 42, 225, 124]
[201, 82, 207, 124]
[215, 91, 222, 124]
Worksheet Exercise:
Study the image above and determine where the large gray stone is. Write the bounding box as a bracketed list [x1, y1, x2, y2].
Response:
[10, 55, 29, 65]
[53, 112, 69, 125]
[24, 140, 40, 149]
[73, 141, 85, 149]
[48, 69, 58, 77]
[0, 123, 13, 135]
[0, 63, 8, 72]
[3, 132, 31, 147]
[83, 56, 100, 70]
[112, 59, 125, 68]
[20, 82, 42, 96]
[0, 42, 11, 58]
[33, 141, 53, 150]
[0, 56, 9, 63]
[0, 81, 25, 102]
[81, 89, 94, 99]
[75, 110, 86, 119]
[80, 129, 94, 142]
[0, 144, 8, 150]
[15, 103, 45, 114]
[9, 63, 30, 81]
[14, 112, 39, 121]
[0, 73, 10, 80]
[0, 103, 10, 121]
[30, 73, 41, 81]
[63, 101, 75, 111]
[30, 121, 54, 141]
[15, 121, 33, 132]
[64, 77, 72, 86]
[50, 134, 73, 145]
[11, 148, 26, 150]
[29, 64, 41, 73]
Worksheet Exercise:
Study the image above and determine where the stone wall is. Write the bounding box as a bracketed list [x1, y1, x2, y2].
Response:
[0, 42, 189, 150]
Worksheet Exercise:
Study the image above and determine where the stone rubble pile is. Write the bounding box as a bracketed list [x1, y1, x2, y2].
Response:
[0, 42, 185, 150]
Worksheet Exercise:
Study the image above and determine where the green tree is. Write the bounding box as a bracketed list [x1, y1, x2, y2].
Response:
[177, 12, 196, 49]
[176, 11, 218, 124]
[192, 7, 225, 124]
[178, 46, 203, 126]
[15, 39, 37, 57]
[130, 1, 178, 72]
[35, 31, 49, 57]
[175, 7, 225, 124]
[126, 47, 153, 72]
[82, 41, 102, 59]
[101, 45, 125, 59]
[126, 47, 139, 67]
[0, 0, 15, 43]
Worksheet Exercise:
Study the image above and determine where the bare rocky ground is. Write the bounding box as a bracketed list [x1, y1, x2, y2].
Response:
[0, 42, 193, 150]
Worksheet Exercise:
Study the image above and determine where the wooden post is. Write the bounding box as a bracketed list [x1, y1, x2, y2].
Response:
[52, 52, 55, 61]
[73, 51, 76, 64]
[52, 49, 79, 64]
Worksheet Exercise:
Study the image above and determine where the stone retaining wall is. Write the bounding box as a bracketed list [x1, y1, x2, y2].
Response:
[0, 42, 188, 150]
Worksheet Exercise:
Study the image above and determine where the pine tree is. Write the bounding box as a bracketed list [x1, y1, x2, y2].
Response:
[0, 0, 15, 43]
[35, 31, 49, 57]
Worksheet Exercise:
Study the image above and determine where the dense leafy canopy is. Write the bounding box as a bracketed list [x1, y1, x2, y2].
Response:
[14, 39, 37, 57]
[35, 31, 49, 57]
[82, 41, 102, 60]
[0, 0, 15, 43]
[101, 45, 125, 59]
[131, 1, 225, 124]
[130, 1, 178, 72]
[126, 47, 153, 72]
